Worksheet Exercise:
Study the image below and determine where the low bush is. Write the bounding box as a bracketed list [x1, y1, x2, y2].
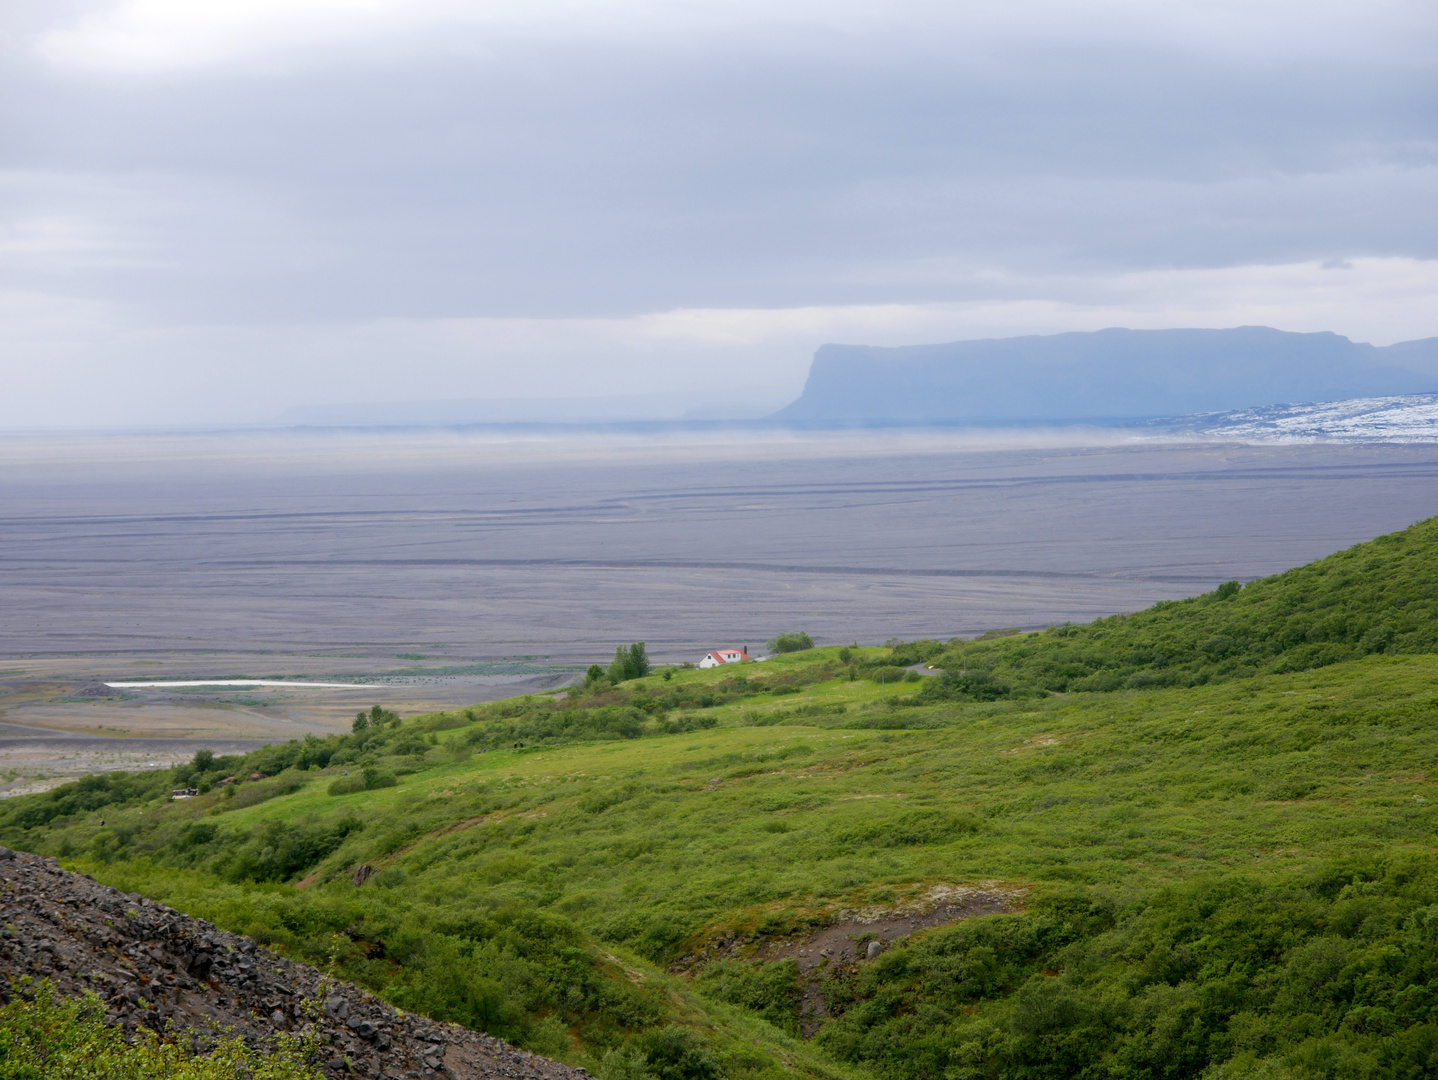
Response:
[362, 767, 398, 790]
[919, 515, 1438, 697]
[815, 861, 1438, 1080]
[694, 960, 802, 1034]
[767, 633, 814, 654]
[0, 980, 320, 1079]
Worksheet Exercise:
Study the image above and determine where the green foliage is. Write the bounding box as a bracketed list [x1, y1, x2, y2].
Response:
[230, 778, 304, 810]
[695, 961, 802, 1035]
[19, 647, 1438, 1078]
[352, 704, 401, 734]
[863, 666, 910, 686]
[0, 772, 174, 831]
[0, 980, 319, 1078]
[924, 515, 1438, 697]
[916, 670, 1011, 702]
[8, 519, 1438, 1077]
[609, 643, 652, 684]
[817, 862, 1438, 1080]
[634, 1025, 722, 1080]
[361, 767, 398, 790]
[767, 633, 814, 654]
[209, 816, 364, 882]
[885, 640, 945, 667]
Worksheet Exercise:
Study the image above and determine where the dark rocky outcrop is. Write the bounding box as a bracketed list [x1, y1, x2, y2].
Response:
[0, 847, 587, 1080]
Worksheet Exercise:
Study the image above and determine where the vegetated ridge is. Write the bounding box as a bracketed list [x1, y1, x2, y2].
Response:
[912, 513, 1438, 700]
[771, 326, 1438, 424]
[4, 517, 1438, 1079]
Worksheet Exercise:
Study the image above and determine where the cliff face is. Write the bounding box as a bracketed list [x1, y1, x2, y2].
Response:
[0, 847, 588, 1080]
[771, 327, 1438, 424]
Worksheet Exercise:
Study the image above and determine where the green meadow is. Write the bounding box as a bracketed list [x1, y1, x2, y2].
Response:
[7, 521, 1438, 1079]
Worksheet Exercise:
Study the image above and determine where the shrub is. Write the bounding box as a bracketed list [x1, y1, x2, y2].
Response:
[917, 669, 1011, 701]
[0, 980, 319, 1078]
[607, 643, 651, 683]
[695, 960, 802, 1034]
[362, 767, 398, 790]
[231, 778, 304, 809]
[768, 632, 814, 654]
[887, 639, 945, 666]
[328, 776, 366, 796]
[635, 1025, 721, 1080]
[867, 665, 909, 685]
[913, 516, 1438, 695]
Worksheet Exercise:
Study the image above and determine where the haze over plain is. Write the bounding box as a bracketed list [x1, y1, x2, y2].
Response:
[2, 0, 1435, 428]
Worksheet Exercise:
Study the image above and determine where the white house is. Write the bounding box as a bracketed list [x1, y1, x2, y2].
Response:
[698, 648, 751, 668]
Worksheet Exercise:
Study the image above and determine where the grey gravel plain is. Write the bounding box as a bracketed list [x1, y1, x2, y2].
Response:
[2, 427, 1436, 756]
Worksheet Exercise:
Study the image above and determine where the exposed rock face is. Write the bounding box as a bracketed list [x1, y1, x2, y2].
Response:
[0, 848, 587, 1080]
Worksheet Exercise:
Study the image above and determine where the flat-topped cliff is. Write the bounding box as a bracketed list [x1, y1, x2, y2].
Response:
[771, 326, 1438, 424]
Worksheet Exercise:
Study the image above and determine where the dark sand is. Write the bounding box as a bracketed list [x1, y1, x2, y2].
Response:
[2, 427, 1436, 774]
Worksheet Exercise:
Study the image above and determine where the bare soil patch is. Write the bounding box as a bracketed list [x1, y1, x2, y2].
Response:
[676, 882, 1026, 1036]
[752, 883, 1024, 975]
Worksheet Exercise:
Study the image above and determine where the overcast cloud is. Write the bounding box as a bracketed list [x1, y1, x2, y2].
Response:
[2, 0, 1435, 427]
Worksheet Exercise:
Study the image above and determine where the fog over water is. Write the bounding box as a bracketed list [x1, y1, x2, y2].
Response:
[4, 428, 1437, 665]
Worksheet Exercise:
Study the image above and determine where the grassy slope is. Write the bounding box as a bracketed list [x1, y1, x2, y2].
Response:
[155, 655, 1438, 912]
[19, 652, 1438, 1077]
[927, 515, 1438, 693]
[7, 517, 1438, 1079]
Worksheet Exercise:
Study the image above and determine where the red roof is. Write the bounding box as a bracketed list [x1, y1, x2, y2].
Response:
[708, 649, 750, 662]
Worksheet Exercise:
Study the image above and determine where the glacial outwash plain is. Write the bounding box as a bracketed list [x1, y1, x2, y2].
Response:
[3, 429, 1438, 1079]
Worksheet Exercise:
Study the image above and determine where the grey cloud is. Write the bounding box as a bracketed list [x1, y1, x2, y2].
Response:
[0, 2, 1434, 427]
[4, 11, 1434, 321]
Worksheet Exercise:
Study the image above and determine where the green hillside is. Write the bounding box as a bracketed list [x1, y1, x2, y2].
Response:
[5, 518, 1438, 1080]
[918, 515, 1438, 698]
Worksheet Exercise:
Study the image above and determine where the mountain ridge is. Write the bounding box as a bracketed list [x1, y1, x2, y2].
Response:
[772, 326, 1438, 424]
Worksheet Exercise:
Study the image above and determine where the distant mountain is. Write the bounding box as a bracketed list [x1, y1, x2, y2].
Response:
[770, 327, 1438, 424]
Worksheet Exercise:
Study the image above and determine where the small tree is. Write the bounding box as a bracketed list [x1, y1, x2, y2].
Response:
[767, 632, 814, 654]
[191, 749, 215, 772]
[607, 646, 629, 684]
[352, 711, 369, 733]
[627, 641, 651, 679]
[606, 642, 651, 683]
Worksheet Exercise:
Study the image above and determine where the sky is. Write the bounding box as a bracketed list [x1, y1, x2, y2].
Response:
[2, 0, 1435, 428]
